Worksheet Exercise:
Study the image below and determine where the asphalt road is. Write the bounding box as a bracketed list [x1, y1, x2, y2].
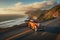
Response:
[12, 29, 59, 40]
[0, 26, 60, 40]
[0, 17, 60, 40]
[0, 27, 31, 40]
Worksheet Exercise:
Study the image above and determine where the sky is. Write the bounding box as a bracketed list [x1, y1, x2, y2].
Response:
[0, 0, 60, 15]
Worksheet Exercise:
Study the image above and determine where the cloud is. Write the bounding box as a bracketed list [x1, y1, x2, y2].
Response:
[0, 0, 55, 15]
[14, 2, 23, 6]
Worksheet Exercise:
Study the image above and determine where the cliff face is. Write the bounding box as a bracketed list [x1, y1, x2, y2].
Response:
[26, 9, 47, 20]
[39, 4, 60, 22]
[26, 4, 60, 22]
[44, 4, 60, 19]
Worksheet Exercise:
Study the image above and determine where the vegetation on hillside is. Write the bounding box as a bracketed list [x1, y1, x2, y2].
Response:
[26, 4, 60, 22]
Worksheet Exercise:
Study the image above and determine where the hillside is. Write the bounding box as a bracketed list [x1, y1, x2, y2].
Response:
[26, 4, 60, 22]
[26, 9, 47, 20]
[43, 4, 60, 20]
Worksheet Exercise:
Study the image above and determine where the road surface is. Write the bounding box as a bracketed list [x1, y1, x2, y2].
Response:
[0, 26, 60, 40]
[0, 27, 31, 40]
[0, 17, 60, 40]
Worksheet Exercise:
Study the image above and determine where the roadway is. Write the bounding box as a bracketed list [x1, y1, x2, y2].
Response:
[0, 17, 60, 40]
[0, 27, 31, 40]
[0, 26, 60, 40]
